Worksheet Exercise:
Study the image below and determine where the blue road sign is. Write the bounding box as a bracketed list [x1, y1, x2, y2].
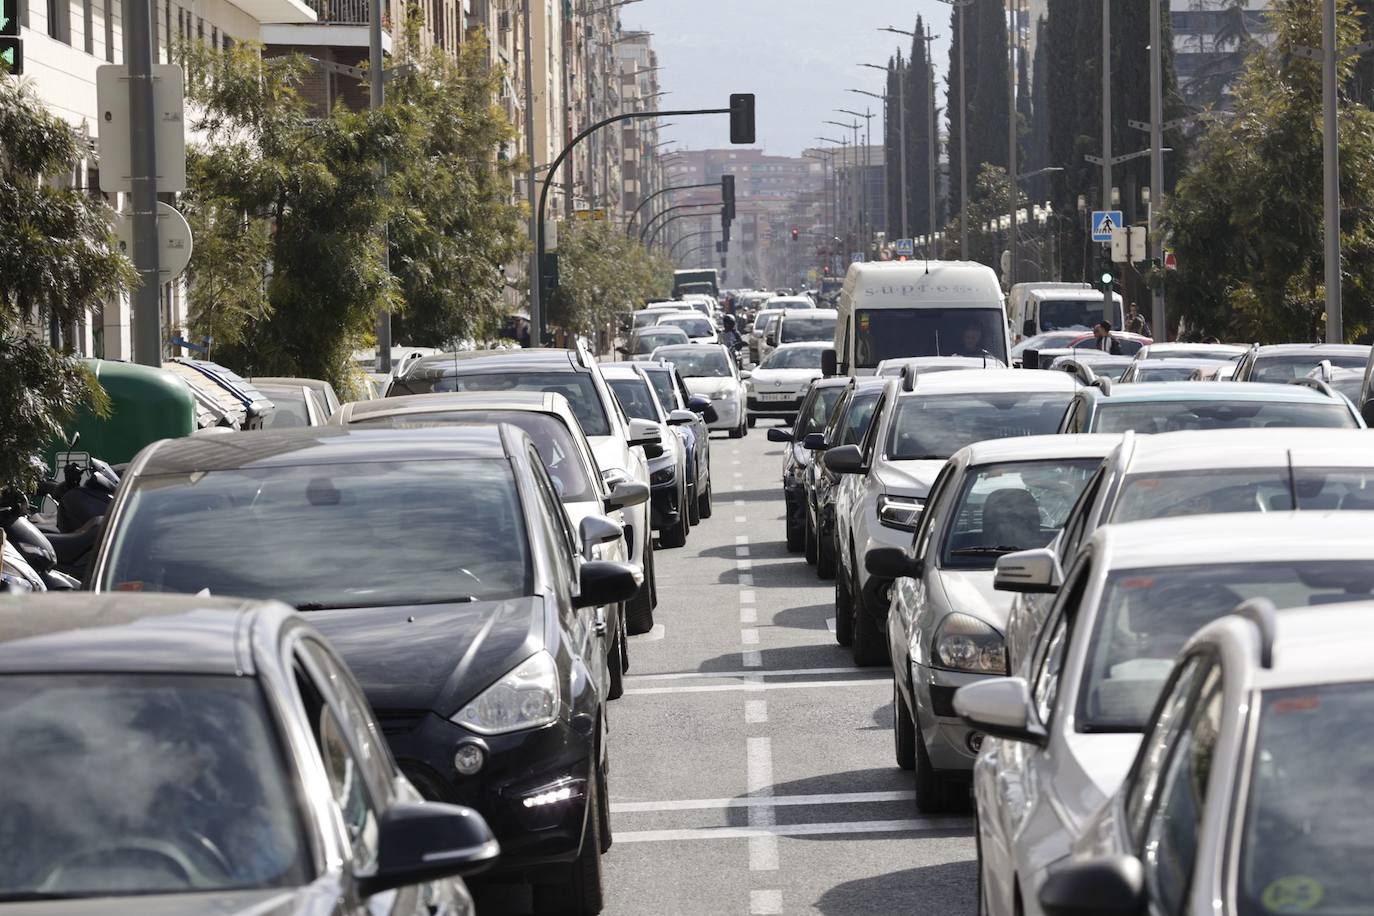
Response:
[1092, 210, 1123, 243]
[894, 238, 915, 257]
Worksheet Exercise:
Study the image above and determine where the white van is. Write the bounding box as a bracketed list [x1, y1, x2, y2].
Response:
[830, 261, 1009, 376]
[1011, 285, 1123, 343]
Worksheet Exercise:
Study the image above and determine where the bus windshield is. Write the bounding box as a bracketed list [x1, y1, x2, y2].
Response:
[853, 308, 1007, 369]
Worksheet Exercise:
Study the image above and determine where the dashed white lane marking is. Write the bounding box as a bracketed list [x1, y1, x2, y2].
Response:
[611, 790, 915, 814]
[736, 558, 753, 570]
[625, 678, 887, 696]
[734, 499, 746, 507]
[735, 534, 750, 544]
[734, 515, 747, 523]
[735, 546, 750, 558]
[733, 471, 743, 478]
[738, 573, 754, 587]
[627, 665, 876, 683]
[739, 605, 757, 624]
[628, 623, 666, 642]
[750, 889, 783, 914]
[741, 650, 763, 668]
[744, 700, 768, 724]
[739, 590, 756, 604]
[746, 737, 777, 872]
[614, 817, 973, 843]
[741, 628, 759, 645]
[826, 617, 836, 634]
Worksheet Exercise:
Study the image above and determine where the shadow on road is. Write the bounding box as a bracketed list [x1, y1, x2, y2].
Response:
[813, 860, 978, 916]
[771, 601, 833, 631]
[692, 643, 859, 674]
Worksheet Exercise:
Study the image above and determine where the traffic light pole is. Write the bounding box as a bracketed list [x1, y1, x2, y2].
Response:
[640, 199, 724, 246]
[1321, 0, 1342, 343]
[1100, 0, 1112, 323]
[1149, 0, 1165, 339]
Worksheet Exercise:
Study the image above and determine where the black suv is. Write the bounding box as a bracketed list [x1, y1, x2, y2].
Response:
[90, 426, 639, 915]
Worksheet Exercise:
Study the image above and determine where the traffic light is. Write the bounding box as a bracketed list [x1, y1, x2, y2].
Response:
[822, 265, 831, 276]
[791, 228, 799, 241]
[721, 175, 736, 221]
[0, 38, 20, 74]
[729, 93, 756, 145]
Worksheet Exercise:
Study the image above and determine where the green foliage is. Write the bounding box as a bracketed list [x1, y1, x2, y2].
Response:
[388, 25, 527, 348]
[1164, 0, 1374, 341]
[549, 223, 671, 335]
[0, 76, 124, 495]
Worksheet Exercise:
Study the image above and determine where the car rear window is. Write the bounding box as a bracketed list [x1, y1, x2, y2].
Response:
[886, 392, 1075, 460]
[388, 370, 611, 437]
[1092, 400, 1355, 434]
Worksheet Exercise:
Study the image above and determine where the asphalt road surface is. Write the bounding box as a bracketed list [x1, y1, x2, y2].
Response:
[482, 424, 978, 915]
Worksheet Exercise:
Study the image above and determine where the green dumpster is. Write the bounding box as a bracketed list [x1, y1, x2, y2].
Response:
[48, 360, 197, 468]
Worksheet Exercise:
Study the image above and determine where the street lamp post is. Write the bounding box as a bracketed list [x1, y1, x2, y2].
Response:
[837, 109, 875, 255]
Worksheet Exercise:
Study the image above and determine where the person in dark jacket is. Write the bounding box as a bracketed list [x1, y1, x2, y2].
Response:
[1093, 322, 1123, 354]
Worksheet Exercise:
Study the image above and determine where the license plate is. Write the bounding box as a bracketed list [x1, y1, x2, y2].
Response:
[757, 393, 794, 402]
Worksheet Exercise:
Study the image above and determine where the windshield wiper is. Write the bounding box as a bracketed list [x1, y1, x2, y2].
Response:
[950, 546, 1024, 556]
[898, 454, 948, 461]
[0, 892, 90, 902]
[296, 596, 477, 611]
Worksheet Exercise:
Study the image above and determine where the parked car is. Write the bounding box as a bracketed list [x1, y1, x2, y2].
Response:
[0, 592, 499, 915]
[769, 377, 849, 552]
[805, 378, 888, 578]
[864, 434, 1115, 812]
[652, 343, 750, 438]
[639, 360, 715, 522]
[1131, 341, 1246, 362]
[251, 380, 331, 428]
[602, 364, 694, 548]
[384, 347, 660, 634]
[1231, 341, 1370, 383]
[1115, 357, 1235, 384]
[90, 426, 640, 914]
[1044, 353, 1134, 382]
[827, 369, 1083, 665]
[957, 512, 1374, 916]
[746, 342, 831, 426]
[333, 390, 649, 691]
[1036, 598, 1374, 916]
[1057, 378, 1363, 434]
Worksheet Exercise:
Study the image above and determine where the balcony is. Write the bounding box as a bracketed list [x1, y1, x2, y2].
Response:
[260, 0, 390, 49]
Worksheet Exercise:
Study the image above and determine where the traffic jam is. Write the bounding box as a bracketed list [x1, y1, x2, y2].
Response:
[3, 260, 1373, 916]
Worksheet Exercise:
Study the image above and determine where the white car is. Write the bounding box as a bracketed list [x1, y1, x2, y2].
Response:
[863, 435, 1116, 812]
[874, 355, 1006, 377]
[758, 306, 830, 364]
[652, 343, 749, 439]
[749, 307, 787, 364]
[654, 312, 719, 345]
[1131, 341, 1246, 362]
[745, 342, 830, 426]
[825, 369, 1083, 665]
[958, 511, 1374, 916]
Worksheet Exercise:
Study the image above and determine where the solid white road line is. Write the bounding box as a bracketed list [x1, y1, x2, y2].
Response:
[750, 889, 783, 914]
[746, 737, 777, 872]
[741, 628, 759, 645]
[613, 817, 974, 843]
[624, 678, 888, 696]
[744, 700, 768, 724]
[626, 666, 879, 683]
[610, 790, 916, 813]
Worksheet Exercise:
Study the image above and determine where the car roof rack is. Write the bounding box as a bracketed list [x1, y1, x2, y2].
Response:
[1288, 377, 1334, 397]
[900, 363, 919, 392]
[1234, 597, 1278, 669]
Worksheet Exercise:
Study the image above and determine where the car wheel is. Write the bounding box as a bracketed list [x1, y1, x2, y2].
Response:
[747, 415, 757, 428]
[660, 503, 688, 548]
[687, 482, 701, 525]
[647, 539, 658, 606]
[626, 547, 654, 635]
[851, 582, 890, 667]
[914, 720, 969, 814]
[816, 526, 836, 579]
[532, 769, 605, 916]
[698, 477, 713, 519]
[893, 677, 915, 770]
[804, 510, 818, 565]
[607, 624, 625, 701]
[833, 563, 854, 647]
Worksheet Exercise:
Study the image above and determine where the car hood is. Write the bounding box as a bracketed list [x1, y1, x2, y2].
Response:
[933, 567, 1012, 630]
[0, 888, 324, 916]
[682, 377, 736, 397]
[1060, 732, 1145, 826]
[874, 460, 944, 497]
[307, 597, 545, 715]
[749, 368, 822, 390]
[587, 435, 628, 475]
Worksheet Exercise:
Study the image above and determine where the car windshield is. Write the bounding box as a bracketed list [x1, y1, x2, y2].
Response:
[257, 386, 310, 428]
[388, 370, 611, 437]
[1080, 561, 1374, 731]
[1012, 332, 1080, 357]
[941, 459, 1103, 569]
[1252, 353, 1367, 382]
[659, 317, 713, 338]
[633, 311, 663, 329]
[1239, 681, 1374, 916]
[0, 673, 307, 900]
[836, 391, 881, 446]
[1038, 299, 1122, 332]
[1115, 466, 1374, 519]
[854, 308, 1008, 367]
[780, 316, 835, 343]
[1091, 399, 1355, 434]
[643, 369, 679, 410]
[762, 347, 824, 370]
[797, 387, 844, 439]
[657, 347, 732, 378]
[753, 312, 780, 332]
[608, 378, 662, 423]
[634, 330, 689, 354]
[348, 411, 597, 503]
[886, 391, 1075, 461]
[101, 460, 532, 607]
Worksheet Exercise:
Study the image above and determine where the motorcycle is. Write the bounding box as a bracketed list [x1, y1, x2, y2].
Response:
[0, 499, 89, 590]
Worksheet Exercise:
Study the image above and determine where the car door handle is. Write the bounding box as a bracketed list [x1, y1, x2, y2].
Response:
[594, 607, 608, 636]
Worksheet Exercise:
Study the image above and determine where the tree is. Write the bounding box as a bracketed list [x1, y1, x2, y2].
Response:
[884, 54, 904, 239]
[179, 41, 399, 395]
[0, 76, 128, 495]
[907, 18, 936, 241]
[387, 24, 527, 348]
[1164, 0, 1374, 341]
[549, 223, 672, 337]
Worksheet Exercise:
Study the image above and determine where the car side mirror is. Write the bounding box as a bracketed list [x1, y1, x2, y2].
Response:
[953, 678, 1046, 746]
[668, 409, 697, 426]
[766, 426, 793, 443]
[802, 432, 828, 451]
[604, 480, 649, 513]
[1022, 318, 1037, 339]
[687, 394, 711, 412]
[766, 333, 777, 347]
[1038, 856, 1146, 916]
[626, 418, 662, 449]
[616, 346, 630, 355]
[575, 560, 643, 609]
[994, 548, 1063, 594]
[355, 802, 499, 897]
[864, 547, 922, 580]
[740, 369, 752, 380]
[821, 349, 838, 377]
[822, 443, 865, 474]
[578, 514, 623, 561]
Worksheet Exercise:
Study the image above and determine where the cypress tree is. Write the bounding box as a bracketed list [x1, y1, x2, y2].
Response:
[946, 3, 966, 217]
[908, 18, 933, 241]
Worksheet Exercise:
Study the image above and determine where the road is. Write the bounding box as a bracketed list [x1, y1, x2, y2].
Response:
[596, 426, 977, 915]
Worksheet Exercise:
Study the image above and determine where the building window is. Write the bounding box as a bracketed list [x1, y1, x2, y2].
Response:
[48, 0, 72, 43]
[103, 0, 114, 60]
[82, 0, 93, 52]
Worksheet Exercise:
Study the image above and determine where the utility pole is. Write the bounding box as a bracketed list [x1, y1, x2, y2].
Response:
[125, 0, 160, 366]
[1149, 0, 1166, 339]
[523, 0, 541, 347]
[1100, 0, 1112, 322]
[369, 0, 392, 369]
[1008, 0, 1018, 290]
[1322, 0, 1342, 343]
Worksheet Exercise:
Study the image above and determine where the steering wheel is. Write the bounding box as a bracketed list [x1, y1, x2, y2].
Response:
[38, 835, 232, 891]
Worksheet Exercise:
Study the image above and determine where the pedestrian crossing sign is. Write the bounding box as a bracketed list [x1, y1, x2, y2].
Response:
[1092, 210, 1123, 243]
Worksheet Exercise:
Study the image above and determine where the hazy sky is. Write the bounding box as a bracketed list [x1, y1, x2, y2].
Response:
[621, 0, 955, 157]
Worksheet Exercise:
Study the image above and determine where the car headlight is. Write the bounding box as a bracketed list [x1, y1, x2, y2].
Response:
[878, 494, 925, 531]
[932, 613, 1008, 675]
[452, 651, 561, 734]
[712, 385, 735, 400]
[649, 464, 676, 485]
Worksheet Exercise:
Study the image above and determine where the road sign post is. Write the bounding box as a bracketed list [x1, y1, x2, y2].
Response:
[113, 202, 193, 282]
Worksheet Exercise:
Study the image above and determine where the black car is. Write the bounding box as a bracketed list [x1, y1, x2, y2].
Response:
[90, 426, 640, 915]
[767, 377, 849, 552]
[0, 593, 497, 915]
[602, 364, 693, 548]
[638, 360, 715, 522]
[806, 378, 886, 578]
